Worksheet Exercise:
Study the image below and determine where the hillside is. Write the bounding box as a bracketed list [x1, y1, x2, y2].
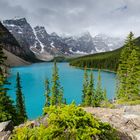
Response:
[69, 37, 140, 71]
[3, 49, 30, 67]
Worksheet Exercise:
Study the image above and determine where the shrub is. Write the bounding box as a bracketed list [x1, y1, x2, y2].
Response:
[10, 104, 119, 140]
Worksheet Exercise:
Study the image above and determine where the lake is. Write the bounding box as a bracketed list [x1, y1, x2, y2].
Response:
[7, 62, 116, 119]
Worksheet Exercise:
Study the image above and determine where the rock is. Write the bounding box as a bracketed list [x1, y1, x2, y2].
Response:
[84, 105, 140, 140]
[124, 105, 140, 115]
[0, 131, 11, 140]
[0, 121, 13, 140]
[0, 121, 13, 132]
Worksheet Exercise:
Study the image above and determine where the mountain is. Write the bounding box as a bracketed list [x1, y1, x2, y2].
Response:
[63, 32, 96, 54]
[0, 21, 37, 63]
[3, 18, 124, 61]
[69, 37, 140, 71]
[34, 26, 71, 56]
[2, 18, 45, 61]
[93, 34, 124, 52]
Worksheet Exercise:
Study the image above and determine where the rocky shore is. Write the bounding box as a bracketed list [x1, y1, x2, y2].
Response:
[84, 105, 140, 140]
[0, 105, 140, 140]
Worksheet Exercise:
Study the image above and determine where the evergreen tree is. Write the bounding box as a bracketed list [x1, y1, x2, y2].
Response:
[117, 32, 140, 101]
[85, 70, 94, 106]
[0, 44, 7, 76]
[82, 68, 89, 105]
[0, 44, 17, 124]
[94, 70, 104, 107]
[81, 69, 106, 107]
[0, 92, 17, 124]
[58, 87, 64, 105]
[44, 78, 50, 107]
[125, 49, 140, 100]
[50, 61, 64, 106]
[103, 88, 108, 102]
[117, 32, 135, 98]
[16, 72, 27, 123]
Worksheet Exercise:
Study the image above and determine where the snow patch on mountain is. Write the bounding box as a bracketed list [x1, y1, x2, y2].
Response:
[50, 42, 55, 48]
[2, 18, 125, 59]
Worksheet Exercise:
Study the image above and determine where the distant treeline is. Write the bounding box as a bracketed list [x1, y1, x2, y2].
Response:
[69, 37, 140, 71]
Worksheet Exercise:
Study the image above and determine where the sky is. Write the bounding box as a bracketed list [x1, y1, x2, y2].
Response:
[0, 0, 140, 37]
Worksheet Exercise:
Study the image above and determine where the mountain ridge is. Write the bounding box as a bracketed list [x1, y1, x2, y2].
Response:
[2, 18, 124, 61]
[0, 21, 38, 63]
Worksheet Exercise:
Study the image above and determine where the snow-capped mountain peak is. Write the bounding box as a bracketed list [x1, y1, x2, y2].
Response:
[2, 17, 125, 61]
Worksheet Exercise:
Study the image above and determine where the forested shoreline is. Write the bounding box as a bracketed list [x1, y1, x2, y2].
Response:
[69, 37, 140, 71]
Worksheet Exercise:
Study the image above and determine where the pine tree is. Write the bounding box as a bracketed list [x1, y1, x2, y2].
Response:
[0, 44, 17, 124]
[117, 32, 135, 98]
[125, 49, 140, 100]
[16, 72, 27, 123]
[94, 70, 104, 107]
[103, 88, 108, 102]
[85, 70, 94, 106]
[44, 78, 50, 107]
[82, 68, 89, 105]
[117, 32, 140, 101]
[0, 92, 17, 124]
[58, 87, 64, 105]
[50, 61, 64, 106]
[0, 44, 7, 75]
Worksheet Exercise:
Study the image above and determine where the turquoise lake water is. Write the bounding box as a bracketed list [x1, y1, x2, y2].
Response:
[7, 62, 116, 119]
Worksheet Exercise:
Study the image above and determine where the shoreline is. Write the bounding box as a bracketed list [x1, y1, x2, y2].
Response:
[69, 65, 116, 74]
[9, 61, 117, 74]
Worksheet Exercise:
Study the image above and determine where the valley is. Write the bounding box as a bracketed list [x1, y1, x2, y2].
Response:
[0, 3, 140, 139]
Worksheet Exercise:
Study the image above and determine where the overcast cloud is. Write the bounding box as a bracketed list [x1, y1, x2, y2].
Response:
[0, 0, 140, 37]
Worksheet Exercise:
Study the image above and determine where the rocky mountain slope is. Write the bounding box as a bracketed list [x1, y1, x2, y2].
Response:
[3, 49, 30, 67]
[3, 18, 124, 61]
[0, 21, 38, 63]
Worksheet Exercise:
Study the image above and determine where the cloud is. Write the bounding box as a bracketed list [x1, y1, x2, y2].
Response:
[0, 0, 140, 37]
[112, 5, 128, 13]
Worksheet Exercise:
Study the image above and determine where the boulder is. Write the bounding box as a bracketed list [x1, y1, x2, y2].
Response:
[0, 121, 13, 140]
[84, 105, 140, 140]
[0, 121, 13, 132]
[0, 131, 11, 140]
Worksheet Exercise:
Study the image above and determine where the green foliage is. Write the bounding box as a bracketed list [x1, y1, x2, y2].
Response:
[46, 61, 65, 107]
[0, 92, 17, 124]
[0, 44, 7, 73]
[116, 99, 140, 105]
[16, 72, 27, 123]
[85, 70, 94, 106]
[81, 68, 89, 105]
[0, 44, 17, 124]
[44, 78, 50, 107]
[117, 32, 140, 102]
[82, 69, 107, 107]
[11, 104, 119, 140]
[50, 61, 64, 105]
[93, 70, 105, 107]
[69, 48, 122, 71]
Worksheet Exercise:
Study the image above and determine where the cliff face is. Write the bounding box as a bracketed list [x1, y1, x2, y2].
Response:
[0, 21, 38, 62]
